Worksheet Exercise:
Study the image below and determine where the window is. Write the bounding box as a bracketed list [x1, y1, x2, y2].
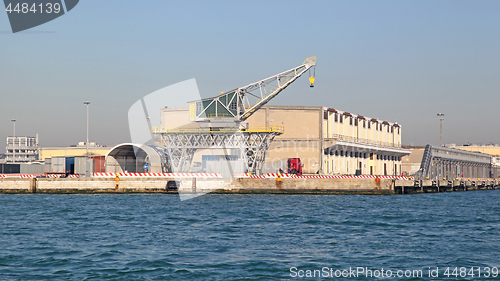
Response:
[363, 121, 366, 128]
[339, 115, 343, 123]
[387, 126, 389, 133]
[230, 102, 237, 111]
[350, 118, 353, 125]
[391, 126, 394, 133]
[334, 114, 338, 122]
[354, 119, 358, 126]
[370, 153, 373, 160]
[324, 111, 328, 120]
[196, 102, 202, 112]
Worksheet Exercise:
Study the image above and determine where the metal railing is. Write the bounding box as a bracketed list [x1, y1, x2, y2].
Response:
[328, 133, 402, 148]
[152, 126, 284, 134]
[205, 113, 234, 118]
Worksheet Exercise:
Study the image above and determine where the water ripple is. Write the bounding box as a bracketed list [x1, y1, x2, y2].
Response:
[0, 192, 499, 279]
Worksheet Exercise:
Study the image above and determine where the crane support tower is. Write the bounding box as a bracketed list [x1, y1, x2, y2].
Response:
[155, 57, 316, 174]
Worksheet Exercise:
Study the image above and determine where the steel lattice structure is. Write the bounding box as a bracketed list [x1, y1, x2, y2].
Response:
[415, 144, 494, 180]
[156, 128, 282, 174]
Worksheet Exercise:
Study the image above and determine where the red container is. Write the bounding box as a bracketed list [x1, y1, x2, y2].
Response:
[92, 156, 105, 173]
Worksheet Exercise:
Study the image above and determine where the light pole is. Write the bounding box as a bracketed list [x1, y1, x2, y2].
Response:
[437, 113, 444, 147]
[84, 101, 90, 177]
[11, 119, 16, 163]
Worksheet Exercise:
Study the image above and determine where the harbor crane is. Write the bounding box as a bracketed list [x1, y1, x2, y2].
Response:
[154, 57, 317, 174]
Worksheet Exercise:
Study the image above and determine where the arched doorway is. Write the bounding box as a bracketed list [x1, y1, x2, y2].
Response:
[105, 143, 165, 173]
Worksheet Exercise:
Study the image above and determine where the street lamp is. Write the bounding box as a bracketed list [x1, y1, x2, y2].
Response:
[437, 113, 444, 147]
[11, 119, 16, 163]
[84, 101, 90, 177]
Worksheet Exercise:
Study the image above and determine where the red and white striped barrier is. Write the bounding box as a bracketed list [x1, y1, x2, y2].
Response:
[238, 173, 414, 180]
[92, 172, 222, 178]
[0, 174, 80, 178]
[0, 173, 412, 180]
[0, 174, 39, 178]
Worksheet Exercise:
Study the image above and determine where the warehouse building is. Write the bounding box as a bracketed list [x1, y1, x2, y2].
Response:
[39, 142, 110, 161]
[40, 143, 110, 174]
[446, 143, 500, 166]
[247, 106, 410, 175]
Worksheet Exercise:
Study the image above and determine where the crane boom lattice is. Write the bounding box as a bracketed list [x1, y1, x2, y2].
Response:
[190, 56, 316, 123]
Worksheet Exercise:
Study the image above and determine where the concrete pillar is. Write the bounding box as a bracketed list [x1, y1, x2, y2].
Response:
[192, 178, 196, 193]
[30, 178, 37, 193]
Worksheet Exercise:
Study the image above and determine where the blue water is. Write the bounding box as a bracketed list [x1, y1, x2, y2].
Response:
[1, 191, 499, 280]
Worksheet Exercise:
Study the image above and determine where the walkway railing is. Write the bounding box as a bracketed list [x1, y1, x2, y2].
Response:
[329, 134, 402, 148]
[152, 126, 284, 134]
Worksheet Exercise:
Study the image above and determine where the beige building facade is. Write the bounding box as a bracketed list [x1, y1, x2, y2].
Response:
[246, 106, 409, 175]
[448, 144, 500, 156]
[40, 146, 111, 161]
[448, 144, 500, 167]
[401, 147, 425, 176]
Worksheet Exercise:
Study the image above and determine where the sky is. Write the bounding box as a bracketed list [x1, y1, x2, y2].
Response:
[1, 0, 499, 151]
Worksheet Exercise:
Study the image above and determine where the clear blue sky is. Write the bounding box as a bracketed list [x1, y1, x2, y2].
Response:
[1, 0, 499, 150]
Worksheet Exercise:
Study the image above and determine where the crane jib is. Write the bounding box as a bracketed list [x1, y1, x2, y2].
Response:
[190, 56, 316, 123]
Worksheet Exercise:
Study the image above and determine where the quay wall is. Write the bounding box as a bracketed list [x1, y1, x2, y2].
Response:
[224, 178, 392, 193]
[0, 178, 32, 193]
[0, 177, 498, 194]
[0, 177, 393, 194]
[36, 178, 174, 193]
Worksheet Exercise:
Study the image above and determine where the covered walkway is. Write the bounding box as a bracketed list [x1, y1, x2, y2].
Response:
[105, 143, 166, 173]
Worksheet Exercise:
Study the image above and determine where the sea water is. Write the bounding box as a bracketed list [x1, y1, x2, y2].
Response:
[1, 191, 499, 280]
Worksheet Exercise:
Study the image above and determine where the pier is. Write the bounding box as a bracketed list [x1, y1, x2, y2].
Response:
[0, 174, 498, 195]
[394, 178, 499, 194]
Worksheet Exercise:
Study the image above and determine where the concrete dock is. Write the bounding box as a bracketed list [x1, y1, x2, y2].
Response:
[394, 179, 499, 194]
[0, 176, 498, 194]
